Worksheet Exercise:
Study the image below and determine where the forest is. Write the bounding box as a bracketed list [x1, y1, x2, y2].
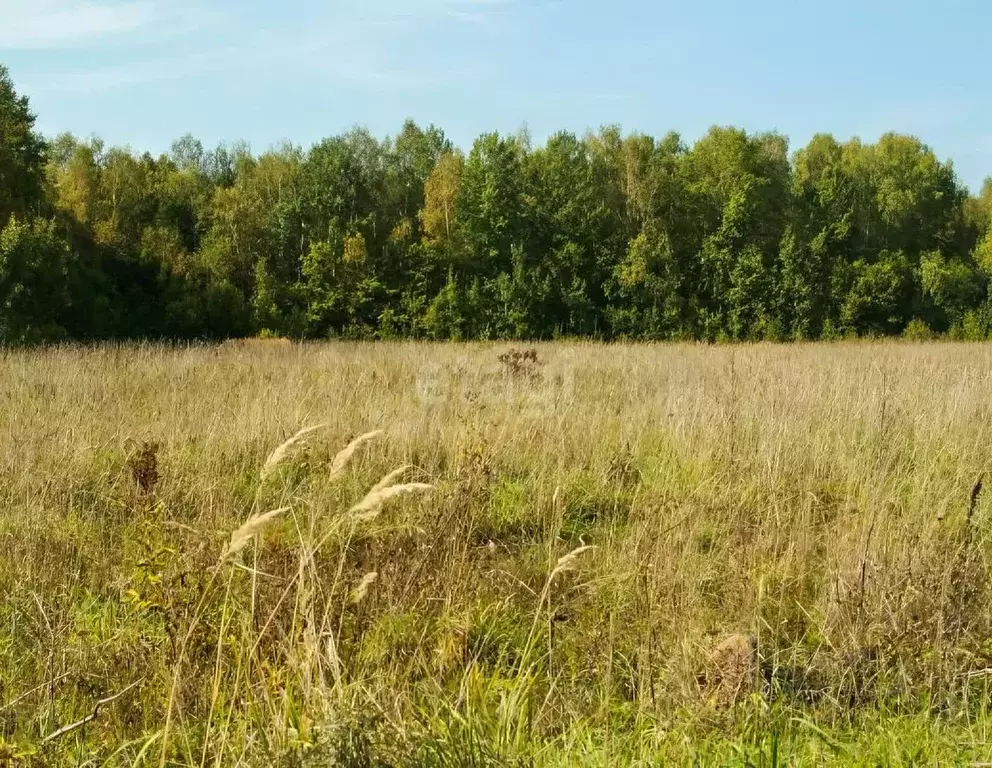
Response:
[3, 64, 992, 343]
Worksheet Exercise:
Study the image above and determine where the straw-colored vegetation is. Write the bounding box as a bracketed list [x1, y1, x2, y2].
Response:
[3, 341, 992, 765]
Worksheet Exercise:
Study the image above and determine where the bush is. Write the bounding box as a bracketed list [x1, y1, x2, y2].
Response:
[903, 318, 936, 341]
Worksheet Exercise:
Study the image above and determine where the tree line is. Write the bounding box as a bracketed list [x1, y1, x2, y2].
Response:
[3, 65, 992, 343]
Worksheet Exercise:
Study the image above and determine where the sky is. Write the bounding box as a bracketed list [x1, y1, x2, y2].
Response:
[2, 0, 990, 192]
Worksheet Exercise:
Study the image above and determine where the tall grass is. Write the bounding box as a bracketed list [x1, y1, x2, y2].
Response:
[1, 341, 992, 765]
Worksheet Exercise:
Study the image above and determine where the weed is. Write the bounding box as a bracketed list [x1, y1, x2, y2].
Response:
[498, 348, 542, 380]
[128, 440, 160, 494]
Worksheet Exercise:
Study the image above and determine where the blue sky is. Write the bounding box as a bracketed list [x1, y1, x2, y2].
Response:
[2, 0, 990, 191]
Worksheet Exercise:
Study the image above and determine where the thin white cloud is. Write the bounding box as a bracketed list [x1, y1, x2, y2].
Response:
[356, 0, 516, 7]
[0, 0, 188, 49]
[283, 28, 475, 90]
[25, 49, 229, 93]
[447, 11, 490, 23]
[443, 0, 517, 5]
[12, 0, 509, 94]
[22, 25, 460, 95]
[340, 0, 517, 20]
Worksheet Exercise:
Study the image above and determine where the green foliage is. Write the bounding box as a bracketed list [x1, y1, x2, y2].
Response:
[424, 272, 463, 340]
[840, 250, 914, 335]
[0, 66, 46, 227]
[920, 250, 982, 329]
[903, 318, 937, 341]
[2, 65, 992, 343]
[0, 217, 73, 343]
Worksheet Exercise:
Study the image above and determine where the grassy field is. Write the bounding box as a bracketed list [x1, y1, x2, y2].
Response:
[3, 341, 992, 765]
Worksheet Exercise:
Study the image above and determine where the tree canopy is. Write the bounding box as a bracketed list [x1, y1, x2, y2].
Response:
[1, 64, 990, 343]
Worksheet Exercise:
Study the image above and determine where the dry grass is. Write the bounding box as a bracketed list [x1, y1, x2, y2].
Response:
[2, 340, 992, 765]
[260, 424, 328, 481]
[220, 507, 291, 561]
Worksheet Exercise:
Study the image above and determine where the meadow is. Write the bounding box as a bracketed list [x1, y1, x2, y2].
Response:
[3, 341, 992, 765]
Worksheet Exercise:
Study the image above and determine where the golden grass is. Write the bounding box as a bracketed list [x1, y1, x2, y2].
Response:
[2, 340, 992, 764]
[220, 507, 291, 561]
[259, 424, 328, 481]
[350, 572, 379, 605]
[328, 429, 384, 481]
[347, 481, 434, 522]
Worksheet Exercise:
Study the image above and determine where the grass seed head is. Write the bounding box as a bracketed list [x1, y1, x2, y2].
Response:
[552, 545, 596, 577]
[261, 424, 328, 480]
[350, 572, 379, 604]
[329, 430, 385, 481]
[221, 507, 290, 561]
[348, 482, 434, 522]
[370, 464, 413, 493]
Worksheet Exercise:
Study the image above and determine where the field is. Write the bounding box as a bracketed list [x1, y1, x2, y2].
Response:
[3, 341, 992, 765]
